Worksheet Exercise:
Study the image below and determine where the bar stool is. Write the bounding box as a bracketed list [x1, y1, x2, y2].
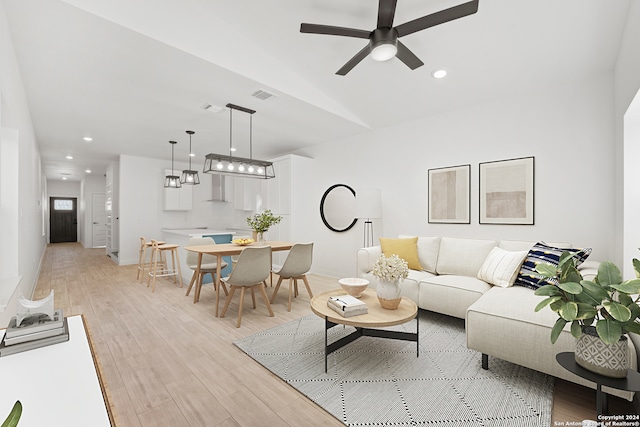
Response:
[147, 239, 183, 292]
[137, 237, 166, 281]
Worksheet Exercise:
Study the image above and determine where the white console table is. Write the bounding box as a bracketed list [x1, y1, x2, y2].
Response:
[0, 315, 113, 426]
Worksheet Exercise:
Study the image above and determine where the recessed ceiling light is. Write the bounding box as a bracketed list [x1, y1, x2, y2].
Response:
[62, 177, 67, 180]
[83, 137, 93, 142]
[85, 169, 92, 173]
[66, 155, 73, 160]
[432, 69, 447, 79]
[189, 153, 195, 157]
[230, 147, 237, 152]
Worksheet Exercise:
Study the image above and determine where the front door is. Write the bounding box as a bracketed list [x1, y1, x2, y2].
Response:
[50, 197, 78, 243]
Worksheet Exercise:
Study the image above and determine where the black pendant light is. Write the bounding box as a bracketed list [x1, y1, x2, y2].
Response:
[164, 140, 181, 188]
[203, 103, 275, 179]
[180, 130, 200, 185]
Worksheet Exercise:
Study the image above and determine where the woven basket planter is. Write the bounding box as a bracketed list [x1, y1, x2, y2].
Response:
[575, 326, 628, 378]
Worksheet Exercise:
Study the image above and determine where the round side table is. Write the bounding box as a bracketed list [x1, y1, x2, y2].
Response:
[556, 352, 640, 417]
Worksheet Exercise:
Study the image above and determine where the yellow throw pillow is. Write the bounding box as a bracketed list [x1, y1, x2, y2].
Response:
[380, 237, 423, 271]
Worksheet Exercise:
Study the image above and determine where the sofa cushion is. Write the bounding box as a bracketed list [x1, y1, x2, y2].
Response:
[436, 237, 498, 277]
[399, 235, 441, 274]
[477, 247, 528, 288]
[418, 275, 492, 319]
[466, 286, 637, 401]
[498, 240, 572, 252]
[514, 242, 592, 290]
[467, 285, 559, 326]
[380, 237, 423, 270]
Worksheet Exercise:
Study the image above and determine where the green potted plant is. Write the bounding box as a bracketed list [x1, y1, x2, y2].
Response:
[534, 252, 640, 377]
[246, 209, 282, 243]
[2, 401, 22, 427]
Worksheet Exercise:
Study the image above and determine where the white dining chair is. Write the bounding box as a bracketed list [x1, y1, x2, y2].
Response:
[270, 243, 314, 311]
[219, 246, 274, 328]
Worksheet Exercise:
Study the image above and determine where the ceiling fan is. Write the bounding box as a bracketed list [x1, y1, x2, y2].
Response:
[300, 0, 479, 75]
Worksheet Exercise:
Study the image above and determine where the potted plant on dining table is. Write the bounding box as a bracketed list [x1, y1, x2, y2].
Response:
[246, 209, 282, 244]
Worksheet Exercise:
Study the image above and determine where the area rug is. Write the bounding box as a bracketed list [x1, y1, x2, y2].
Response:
[234, 312, 554, 426]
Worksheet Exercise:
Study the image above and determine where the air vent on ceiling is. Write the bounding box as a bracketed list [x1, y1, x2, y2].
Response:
[201, 103, 224, 113]
[251, 89, 277, 101]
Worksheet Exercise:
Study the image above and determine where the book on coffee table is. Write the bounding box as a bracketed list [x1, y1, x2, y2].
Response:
[327, 295, 368, 317]
[327, 303, 368, 317]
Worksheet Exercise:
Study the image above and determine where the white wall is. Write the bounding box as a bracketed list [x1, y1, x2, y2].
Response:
[624, 109, 640, 278]
[117, 154, 241, 265]
[616, 1, 640, 278]
[295, 73, 618, 279]
[47, 180, 81, 197]
[0, 1, 47, 324]
[80, 174, 106, 248]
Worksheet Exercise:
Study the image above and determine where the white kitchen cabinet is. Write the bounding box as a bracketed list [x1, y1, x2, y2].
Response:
[265, 154, 313, 266]
[233, 177, 264, 211]
[163, 169, 193, 211]
[266, 157, 291, 214]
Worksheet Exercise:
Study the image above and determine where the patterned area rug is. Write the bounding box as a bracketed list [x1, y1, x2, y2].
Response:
[234, 311, 554, 426]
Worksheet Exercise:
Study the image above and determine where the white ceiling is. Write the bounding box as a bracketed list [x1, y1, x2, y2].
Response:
[3, 0, 630, 181]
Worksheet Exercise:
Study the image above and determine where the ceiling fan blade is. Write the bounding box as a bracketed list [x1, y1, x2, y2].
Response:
[300, 23, 370, 39]
[396, 41, 424, 70]
[336, 45, 371, 76]
[395, 0, 479, 38]
[377, 0, 397, 28]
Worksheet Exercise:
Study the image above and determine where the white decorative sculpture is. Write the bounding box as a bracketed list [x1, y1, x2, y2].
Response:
[16, 290, 55, 327]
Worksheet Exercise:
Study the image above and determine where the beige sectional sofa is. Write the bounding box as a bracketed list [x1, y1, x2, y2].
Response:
[356, 236, 638, 400]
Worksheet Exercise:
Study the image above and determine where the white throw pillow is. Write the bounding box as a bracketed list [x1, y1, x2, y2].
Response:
[477, 247, 528, 288]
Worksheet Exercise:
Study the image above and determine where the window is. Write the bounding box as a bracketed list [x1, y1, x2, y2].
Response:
[54, 199, 73, 210]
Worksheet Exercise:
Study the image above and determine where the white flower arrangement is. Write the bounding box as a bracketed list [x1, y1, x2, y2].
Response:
[372, 254, 409, 282]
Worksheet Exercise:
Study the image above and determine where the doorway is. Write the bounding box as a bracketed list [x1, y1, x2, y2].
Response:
[50, 197, 78, 243]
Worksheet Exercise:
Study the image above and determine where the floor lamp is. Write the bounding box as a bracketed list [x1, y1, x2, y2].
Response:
[355, 189, 382, 248]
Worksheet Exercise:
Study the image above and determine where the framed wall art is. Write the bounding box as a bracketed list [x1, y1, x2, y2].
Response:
[479, 156, 534, 225]
[428, 164, 470, 224]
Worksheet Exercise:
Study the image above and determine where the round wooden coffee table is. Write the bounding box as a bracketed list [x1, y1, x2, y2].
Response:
[310, 288, 419, 372]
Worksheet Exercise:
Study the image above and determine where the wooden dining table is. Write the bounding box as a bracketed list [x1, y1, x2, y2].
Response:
[184, 241, 294, 316]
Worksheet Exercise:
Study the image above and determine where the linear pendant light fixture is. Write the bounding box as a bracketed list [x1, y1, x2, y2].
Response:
[180, 130, 200, 185]
[203, 103, 275, 179]
[164, 140, 182, 188]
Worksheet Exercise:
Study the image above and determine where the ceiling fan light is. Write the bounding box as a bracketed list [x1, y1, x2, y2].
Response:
[432, 69, 447, 79]
[371, 43, 397, 61]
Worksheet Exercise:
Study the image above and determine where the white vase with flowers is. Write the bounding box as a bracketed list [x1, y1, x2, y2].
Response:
[372, 253, 409, 309]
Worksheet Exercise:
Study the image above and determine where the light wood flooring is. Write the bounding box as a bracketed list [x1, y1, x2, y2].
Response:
[33, 243, 636, 426]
